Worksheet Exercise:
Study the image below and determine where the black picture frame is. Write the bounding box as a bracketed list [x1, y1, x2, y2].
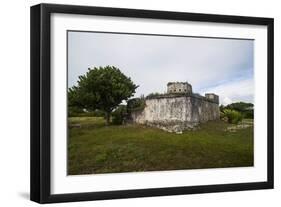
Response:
[30, 3, 274, 204]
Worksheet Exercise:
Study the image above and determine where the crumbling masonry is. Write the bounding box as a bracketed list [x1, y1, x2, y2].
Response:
[130, 82, 220, 133]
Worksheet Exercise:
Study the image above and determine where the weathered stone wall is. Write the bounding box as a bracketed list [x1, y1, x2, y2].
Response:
[205, 93, 219, 104]
[130, 95, 219, 133]
[167, 82, 192, 94]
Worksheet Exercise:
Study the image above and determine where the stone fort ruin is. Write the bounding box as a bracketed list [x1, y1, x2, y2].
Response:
[129, 82, 220, 133]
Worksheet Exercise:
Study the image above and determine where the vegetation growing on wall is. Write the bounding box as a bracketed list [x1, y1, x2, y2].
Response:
[145, 92, 163, 99]
[127, 96, 146, 112]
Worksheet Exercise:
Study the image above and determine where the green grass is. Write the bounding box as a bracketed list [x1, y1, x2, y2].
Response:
[68, 117, 254, 175]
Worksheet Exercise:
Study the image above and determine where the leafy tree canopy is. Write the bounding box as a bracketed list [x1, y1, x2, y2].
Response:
[68, 66, 138, 124]
[223, 102, 254, 112]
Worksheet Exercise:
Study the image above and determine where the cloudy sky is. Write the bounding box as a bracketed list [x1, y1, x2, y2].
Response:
[68, 31, 254, 105]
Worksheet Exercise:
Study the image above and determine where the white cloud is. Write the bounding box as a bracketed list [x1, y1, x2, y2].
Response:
[68, 31, 254, 104]
[202, 78, 254, 105]
[222, 97, 233, 105]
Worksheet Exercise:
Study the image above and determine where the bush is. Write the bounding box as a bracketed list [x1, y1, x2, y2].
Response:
[221, 109, 243, 124]
[243, 110, 254, 119]
[127, 98, 145, 112]
[146, 92, 162, 99]
[220, 102, 254, 120]
[112, 105, 127, 125]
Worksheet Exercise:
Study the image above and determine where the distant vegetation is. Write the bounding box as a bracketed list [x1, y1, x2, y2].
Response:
[220, 102, 254, 124]
[221, 109, 243, 124]
[68, 107, 105, 117]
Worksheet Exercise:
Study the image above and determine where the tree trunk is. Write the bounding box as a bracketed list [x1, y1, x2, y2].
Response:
[105, 112, 110, 125]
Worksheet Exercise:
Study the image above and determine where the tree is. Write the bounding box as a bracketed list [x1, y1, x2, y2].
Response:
[68, 66, 138, 125]
[225, 102, 254, 112]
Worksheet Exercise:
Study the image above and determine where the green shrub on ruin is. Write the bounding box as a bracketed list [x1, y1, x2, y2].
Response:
[127, 97, 146, 112]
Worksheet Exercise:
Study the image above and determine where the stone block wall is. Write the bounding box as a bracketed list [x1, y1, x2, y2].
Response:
[167, 82, 192, 94]
[130, 94, 219, 133]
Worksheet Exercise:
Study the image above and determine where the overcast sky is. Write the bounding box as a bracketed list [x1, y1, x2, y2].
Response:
[68, 31, 254, 105]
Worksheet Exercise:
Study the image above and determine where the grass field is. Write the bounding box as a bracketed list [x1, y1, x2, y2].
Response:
[68, 117, 254, 175]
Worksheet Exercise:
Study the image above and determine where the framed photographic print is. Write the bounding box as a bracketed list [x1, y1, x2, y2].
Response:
[30, 3, 274, 203]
